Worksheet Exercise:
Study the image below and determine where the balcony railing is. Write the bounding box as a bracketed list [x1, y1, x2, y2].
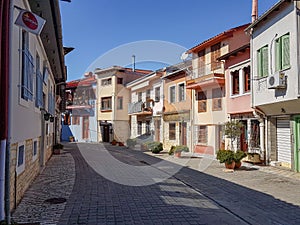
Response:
[128, 101, 152, 115]
[187, 61, 224, 80]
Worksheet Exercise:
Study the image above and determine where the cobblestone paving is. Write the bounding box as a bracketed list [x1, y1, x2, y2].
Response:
[12, 146, 75, 225]
[12, 142, 300, 225]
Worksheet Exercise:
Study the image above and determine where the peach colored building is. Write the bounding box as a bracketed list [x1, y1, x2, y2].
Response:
[186, 24, 250, 155]
[162, 62, 192, 151]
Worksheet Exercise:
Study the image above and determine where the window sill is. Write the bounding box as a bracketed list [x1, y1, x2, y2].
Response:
[101, 109, 112, 112]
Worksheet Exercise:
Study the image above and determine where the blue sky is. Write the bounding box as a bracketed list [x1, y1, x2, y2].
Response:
[60, 0, 279, 81]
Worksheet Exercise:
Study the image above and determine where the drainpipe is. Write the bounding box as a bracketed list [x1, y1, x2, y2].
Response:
[295, 1, 300, 96]
[0, 0, 10, 219]
[4, 0, 14, 223]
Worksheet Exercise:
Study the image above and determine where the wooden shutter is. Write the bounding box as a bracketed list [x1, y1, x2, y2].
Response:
[275, 39, 281, 72]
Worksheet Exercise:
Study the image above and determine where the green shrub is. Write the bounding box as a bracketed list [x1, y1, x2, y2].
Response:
[144, 141, 163, 154]
[168, 146, 176, 155]
[234, 150, 247, 163]
[126, 138, 137, 148]
[216, 150, 235, 164]
[168, 145, 189, 155]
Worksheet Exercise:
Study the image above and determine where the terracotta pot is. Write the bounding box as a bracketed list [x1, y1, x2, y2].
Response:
[235, 161, 242, 169]
[174, 152, 181, 158]
[225, 161, 235, 169]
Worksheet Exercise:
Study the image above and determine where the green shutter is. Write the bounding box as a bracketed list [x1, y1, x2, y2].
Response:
[282, 34, 290, 70]
[275, 39, 281, 72]
[257, 50, 262, 77]
[262, 46, 269, 77]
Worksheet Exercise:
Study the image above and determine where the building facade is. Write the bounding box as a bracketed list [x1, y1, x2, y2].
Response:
[162, 63, 192, 151]
[95, 67, 150, 144]
[187, 24, 250, 156]
[247, 0, 300, 171]
[62, 72, 97, 142]
[127, 71, 163, 143]
[0, 0, 67, 217]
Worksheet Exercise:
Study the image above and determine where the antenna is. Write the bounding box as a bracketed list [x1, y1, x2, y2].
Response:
[132, 55, 136, 72]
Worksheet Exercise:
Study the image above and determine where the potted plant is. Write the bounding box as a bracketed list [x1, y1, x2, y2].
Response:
[53, 143, 64, 155]
[69, 136, 74, 142]
[111, 139, 117, 145]
[224, 120, 244, 150]
[126, 138, 137, 148]
[216, 150, 235, 169]
[118, 142, 124, 146]
[169, 145, 189, 157]
[234, 150, 247, 168]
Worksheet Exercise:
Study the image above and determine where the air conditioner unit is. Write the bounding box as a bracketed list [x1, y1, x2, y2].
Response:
[267, 71, 287, 89]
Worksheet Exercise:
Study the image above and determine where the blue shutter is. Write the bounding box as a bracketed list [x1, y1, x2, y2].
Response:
[35, 71, 43, 107]
[22, 48, 34, 101]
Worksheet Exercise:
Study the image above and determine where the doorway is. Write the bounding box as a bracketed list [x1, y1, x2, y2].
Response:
[102, 125, 110, 142]
[180, 122, 187, 146]
[294, 116, 300, 172]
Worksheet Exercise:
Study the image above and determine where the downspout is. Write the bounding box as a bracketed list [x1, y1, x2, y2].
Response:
[0, 0, 11, 220]
[4, 0, 14, 223]
[295, 1, 300, 96]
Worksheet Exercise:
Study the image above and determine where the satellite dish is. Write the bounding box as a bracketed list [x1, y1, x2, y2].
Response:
[181, 52, 190, 61]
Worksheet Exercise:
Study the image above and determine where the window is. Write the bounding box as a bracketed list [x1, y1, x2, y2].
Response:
[146, 121, 151, 134]
[275, 33, 290, 71]
[137, 121, 142, 135]
[169, 123, 176, 140]
[146, 90, 151, 107]
[101, 78, 111, 86]
[211, 43, 221, 70]
[35, 53, 43, 108]
[117, 97, 123, 110]
[212, 88, 222, 111]
[138, 92, 142, 102]
[198, 49, 205, 76]
[33, 140, 38, 161]
[178, 83, 185, 102]
[72, 116, 80, 125]
[155, 87, 160, 102]
[48, 86, 55, 115]
[21, 30, 34, 101]
[197, 91, 207, 112]
[198, 126, 207, 144]
[244, 66, 251, 93]
[257, 45, 269, 77]
[101, 97, 112, 111]
[117, 77, 123, 84]
[231, 70, 239, 95]
[16, 143, 25, 175]
[169, 86, 176, 103]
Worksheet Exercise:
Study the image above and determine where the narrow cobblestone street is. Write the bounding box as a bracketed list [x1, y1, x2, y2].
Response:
[13, 143, 300, 225]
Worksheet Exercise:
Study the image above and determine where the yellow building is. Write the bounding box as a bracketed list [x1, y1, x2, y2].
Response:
[95, 66, 150, 144]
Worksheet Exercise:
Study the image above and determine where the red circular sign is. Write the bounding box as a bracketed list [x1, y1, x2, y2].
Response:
[22, 11, 38, 30]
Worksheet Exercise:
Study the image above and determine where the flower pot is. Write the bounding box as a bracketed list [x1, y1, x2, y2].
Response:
[174, 152, 181, 158]
[225, 161, 235, 169]
[234, 161, 242, 169]
[118, 142, 124, 146]
[53, 149, 61, 155]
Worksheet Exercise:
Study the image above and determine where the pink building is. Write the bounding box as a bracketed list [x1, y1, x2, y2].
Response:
[219, 42, 261, 156]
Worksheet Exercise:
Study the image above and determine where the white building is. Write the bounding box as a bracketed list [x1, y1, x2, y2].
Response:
[247, 0, 300, 171]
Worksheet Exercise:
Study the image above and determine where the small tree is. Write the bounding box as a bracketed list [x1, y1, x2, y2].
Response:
[224, 120, 244, 151]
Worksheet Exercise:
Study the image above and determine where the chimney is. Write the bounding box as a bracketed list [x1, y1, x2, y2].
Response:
[132, 55, 136, 72]
[252, 0, 258, 22]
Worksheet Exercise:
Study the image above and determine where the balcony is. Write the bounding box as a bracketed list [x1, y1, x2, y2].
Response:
[128, 101, 152, 115]
[186, 61, 225, 89]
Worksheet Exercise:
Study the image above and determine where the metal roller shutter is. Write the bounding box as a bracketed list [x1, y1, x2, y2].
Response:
[276, 118, 291, 164]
